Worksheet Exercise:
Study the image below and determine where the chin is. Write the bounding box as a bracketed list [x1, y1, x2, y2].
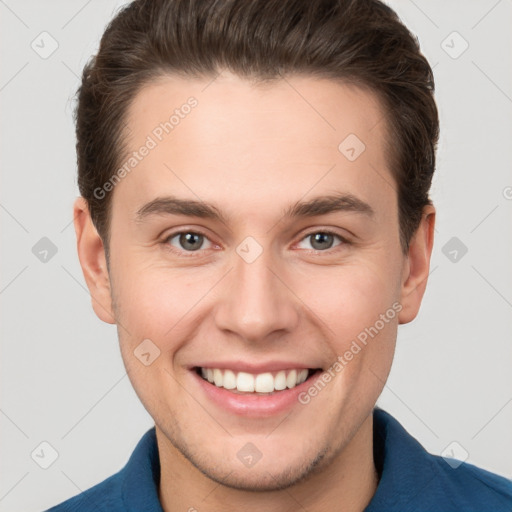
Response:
[205, 456, 328, 492]
[176, 434, 332, 492]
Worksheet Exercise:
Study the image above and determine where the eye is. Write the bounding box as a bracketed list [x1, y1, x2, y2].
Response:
[296, 231, 345, 251]
[165, 231, 213, 252]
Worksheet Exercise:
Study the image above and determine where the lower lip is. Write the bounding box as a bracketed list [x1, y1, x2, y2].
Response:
[191, 369, 322, 417]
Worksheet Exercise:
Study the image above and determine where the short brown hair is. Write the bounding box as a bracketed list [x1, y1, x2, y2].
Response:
[76, 0, 439, 254]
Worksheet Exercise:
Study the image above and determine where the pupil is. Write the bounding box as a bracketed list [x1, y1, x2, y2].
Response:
[180, 233, 202, 251]
[311, 233, 333, 250]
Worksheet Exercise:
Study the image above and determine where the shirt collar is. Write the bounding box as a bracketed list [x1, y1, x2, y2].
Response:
[365, 406, 436, 511]
[122, 426, 164, 512]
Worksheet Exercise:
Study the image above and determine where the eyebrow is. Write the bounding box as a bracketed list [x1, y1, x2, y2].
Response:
[283, 193, 374, 219]
[134, 192, 374, 224]
[135, 196, 228, 224]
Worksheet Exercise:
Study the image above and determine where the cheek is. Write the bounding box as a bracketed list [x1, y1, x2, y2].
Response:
[297, 261, 401, 352]
[112, 267, 203, 401]
[110, 260, 216, 350]
[307, 266, 400, 403]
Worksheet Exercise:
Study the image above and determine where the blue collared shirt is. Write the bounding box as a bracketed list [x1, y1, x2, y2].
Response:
[45, 407, 512, 511]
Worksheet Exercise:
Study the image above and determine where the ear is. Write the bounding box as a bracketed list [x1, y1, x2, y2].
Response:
[398, 204, 436, 324]
[73, 197, 115, 324]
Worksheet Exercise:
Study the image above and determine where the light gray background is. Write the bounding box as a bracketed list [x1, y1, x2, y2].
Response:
[1, 1, 511, 511]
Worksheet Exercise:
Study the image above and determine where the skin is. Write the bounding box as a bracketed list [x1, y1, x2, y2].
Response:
[74, 71, 435, 512]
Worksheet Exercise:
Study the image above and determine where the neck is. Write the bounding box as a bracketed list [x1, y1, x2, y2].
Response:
[156, 412, 378, 512]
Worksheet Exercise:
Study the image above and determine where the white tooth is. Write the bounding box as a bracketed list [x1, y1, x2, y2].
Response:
[286, 369, 298, 389]
[274, 370, 287, 390]
[236, 372, 255, 392]
[297, 369, 308, 385]
[255, 372, 275, 393]
[206, 368, 307, 392]
[213, 368, 223, 387]
[223, 369, 236, 389]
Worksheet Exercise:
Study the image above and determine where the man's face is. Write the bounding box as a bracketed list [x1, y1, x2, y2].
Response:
[90, 72, 424, 490]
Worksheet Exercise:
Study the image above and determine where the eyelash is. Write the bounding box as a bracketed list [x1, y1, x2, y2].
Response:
[161, 229, 349, 257]
[162, 230, 216, 258]
[295, 230, 349, 252]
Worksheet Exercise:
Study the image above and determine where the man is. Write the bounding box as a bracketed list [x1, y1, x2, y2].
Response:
[46, 0, 512, 510]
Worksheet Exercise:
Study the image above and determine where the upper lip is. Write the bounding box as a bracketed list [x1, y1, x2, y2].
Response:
[191, 361, 321, 374]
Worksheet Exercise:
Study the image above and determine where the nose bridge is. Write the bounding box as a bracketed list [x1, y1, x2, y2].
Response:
[214, 239, 298, 341]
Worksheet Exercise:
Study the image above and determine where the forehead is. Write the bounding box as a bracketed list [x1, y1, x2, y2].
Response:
[125, 71, 387, 152]
[115, 71, 394, 222]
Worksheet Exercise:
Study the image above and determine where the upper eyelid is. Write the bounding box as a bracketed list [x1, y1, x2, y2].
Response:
[299, 228, 347, 240]
[164, 229, 213, 242]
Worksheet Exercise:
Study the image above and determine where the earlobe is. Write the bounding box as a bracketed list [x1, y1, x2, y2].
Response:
[73, 197, 116, 324]
[398, 205, 436, 324]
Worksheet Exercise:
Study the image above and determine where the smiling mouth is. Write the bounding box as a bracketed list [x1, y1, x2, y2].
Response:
[194, 367, 322, 394]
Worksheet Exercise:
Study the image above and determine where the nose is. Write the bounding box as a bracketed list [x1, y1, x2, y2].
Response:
[214, 243, 300, 344]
